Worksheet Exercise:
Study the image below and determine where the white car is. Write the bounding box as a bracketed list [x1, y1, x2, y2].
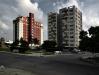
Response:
[13, 49, 19, 53]
[54, 51, 62, 54]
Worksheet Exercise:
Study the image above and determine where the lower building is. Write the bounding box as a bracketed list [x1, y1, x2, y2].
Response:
[13, 13, 43, 45]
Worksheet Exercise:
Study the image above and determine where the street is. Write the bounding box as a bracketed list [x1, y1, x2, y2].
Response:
[0, 52, 99, 75]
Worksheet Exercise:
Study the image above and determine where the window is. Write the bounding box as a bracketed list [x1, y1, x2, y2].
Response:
[70, 25, 73, 27]
[70, 44, 74, 46]
[70, 36, 74, 38]
[70, 28, 74, 31]
[70, 17, 73, 19]
[70, 40, 74, 42]
[70, 32, 73, 34]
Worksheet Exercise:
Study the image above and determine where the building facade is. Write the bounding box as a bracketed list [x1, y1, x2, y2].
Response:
[28, 13, 34, 43]
[40, 24, 44, 44]
[48, 12, 59, 44]
[13, 13, 43, 45]
[13, 16, 28, 42]
[48, 6, 82, 49]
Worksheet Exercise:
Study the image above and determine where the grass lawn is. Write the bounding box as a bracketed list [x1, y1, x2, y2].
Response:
[42, 51, 54, 55]
[0, 47, 10, 52]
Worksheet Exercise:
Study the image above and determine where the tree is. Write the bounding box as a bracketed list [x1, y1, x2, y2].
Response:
[19, 38, 29, 53]
[10, 38, 29, 53]
[79, 26, 99, 53]
[33, 38, 39, 45]
[79, 30, 87, 39]
[0, 37, 5, 47]
[10, 39, 19, 52]
[42, 40, 57, 52]
[30, 38, 39, 45]
[79, 30, 90, 51]
[88, 26, 99, 53]
[20, 38, 29, 47]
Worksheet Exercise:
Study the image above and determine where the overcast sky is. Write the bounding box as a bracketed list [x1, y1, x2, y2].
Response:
[0, 0, 99, 41]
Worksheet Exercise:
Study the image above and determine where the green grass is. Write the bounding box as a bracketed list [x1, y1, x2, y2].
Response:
[43, 51, 54, 55]
[24, 50, 42, 54]
[0, 47, 10, 52]
[24, 50, 33, 54]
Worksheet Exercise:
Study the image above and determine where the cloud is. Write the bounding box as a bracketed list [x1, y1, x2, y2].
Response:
[53, 0, 99, 31]
[82, 4, 99, 30]
[53, 0, 81, 12]
[16, 0, 44, 21]
[0, 0, 99, 41]
[0, 21, 9, 30]
[17, 0, 47, 40]
[17, 0, 48, 40]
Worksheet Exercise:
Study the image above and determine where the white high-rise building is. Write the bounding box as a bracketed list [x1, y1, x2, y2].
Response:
[40, 24, 44, 45]
[48, 6, 82, 49]
[48, 12, 59, 44]
[13, 16, 28, 42]
[59, 6, 82, 48]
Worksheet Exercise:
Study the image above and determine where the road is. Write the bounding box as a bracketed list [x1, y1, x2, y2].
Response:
[0, 52, 99, 75]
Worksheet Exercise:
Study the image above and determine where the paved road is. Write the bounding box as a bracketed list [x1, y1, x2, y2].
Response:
[0, 52, 99, 75]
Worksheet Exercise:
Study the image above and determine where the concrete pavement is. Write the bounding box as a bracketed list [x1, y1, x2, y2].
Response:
[0, 52, 99, 75]
[0, 67, 34, 75]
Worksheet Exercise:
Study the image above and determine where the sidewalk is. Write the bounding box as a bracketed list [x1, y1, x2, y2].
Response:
[0, 67, 35, 75]
[0, 51, 73, 57]
[80, 57, 99, 65]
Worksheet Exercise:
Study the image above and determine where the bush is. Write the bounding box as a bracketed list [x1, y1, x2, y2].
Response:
[10, 46, 29, 53]
[19, 47, 29, 53]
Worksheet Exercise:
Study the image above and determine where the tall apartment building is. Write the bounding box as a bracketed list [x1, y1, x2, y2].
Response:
[40, 24, 44, 44]
[13, 16, 28, 42]
[48, 12, 59, 43]
[13, 13, 43, 45]
[28, 13, 35, 43]
[48, 6, 82, 49]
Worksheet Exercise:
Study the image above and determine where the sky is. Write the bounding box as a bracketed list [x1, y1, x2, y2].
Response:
[0, 0, 99, 41]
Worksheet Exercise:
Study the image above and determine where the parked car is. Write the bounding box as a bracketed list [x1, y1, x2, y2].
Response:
[13, 49, 19, 53]
[71, 49, 80, 53]
[54, 51, 62, 54]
